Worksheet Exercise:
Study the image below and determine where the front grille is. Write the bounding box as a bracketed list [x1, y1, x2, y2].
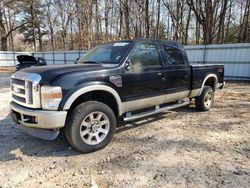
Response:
[11, 78, 33, 105]
[12, 79, 25, 86]
[12, 94, 26, 103]
[11, 72, 41, 108]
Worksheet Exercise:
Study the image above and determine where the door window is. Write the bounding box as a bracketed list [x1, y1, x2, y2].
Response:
[162, 43, 184, 65]
[128, 42, 161, 72]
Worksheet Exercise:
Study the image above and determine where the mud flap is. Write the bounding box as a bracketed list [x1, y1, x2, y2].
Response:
[19, 124, 59, 141]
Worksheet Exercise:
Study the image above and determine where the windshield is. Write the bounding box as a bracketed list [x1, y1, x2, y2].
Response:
[76, 41, 132, 65]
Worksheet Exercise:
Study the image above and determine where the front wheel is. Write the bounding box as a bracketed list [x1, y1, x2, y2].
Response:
[195, 86, 214, 111]
[65, 101, 116, 153]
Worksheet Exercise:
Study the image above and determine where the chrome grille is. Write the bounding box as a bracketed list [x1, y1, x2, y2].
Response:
[11, 72, 41, 108]
[12, 79, 25, 86]
[11, 78, 33, 105]
[12, 94, 26, 103]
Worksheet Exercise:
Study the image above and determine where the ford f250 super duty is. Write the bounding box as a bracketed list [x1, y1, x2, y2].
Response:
[10, 39, 225, 153]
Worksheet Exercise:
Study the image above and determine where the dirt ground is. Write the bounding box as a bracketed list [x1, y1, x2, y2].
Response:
[0, 72, 250, 188]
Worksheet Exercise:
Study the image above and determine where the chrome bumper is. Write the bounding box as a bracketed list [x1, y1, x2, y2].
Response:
[10, 101, 67, 129]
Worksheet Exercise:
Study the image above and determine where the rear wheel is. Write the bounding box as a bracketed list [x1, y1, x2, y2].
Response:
[65, 101, 116, 153]
[195, 86, 214, 111]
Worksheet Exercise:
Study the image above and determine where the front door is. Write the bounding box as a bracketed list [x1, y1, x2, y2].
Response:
[120, 41, 167, 112]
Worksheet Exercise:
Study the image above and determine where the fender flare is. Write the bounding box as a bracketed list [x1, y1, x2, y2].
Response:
[199, 74, 218, 95]
[62, 85, 124, 116]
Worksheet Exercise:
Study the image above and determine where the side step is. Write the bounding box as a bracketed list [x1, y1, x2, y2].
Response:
[123, 101, 190, 122]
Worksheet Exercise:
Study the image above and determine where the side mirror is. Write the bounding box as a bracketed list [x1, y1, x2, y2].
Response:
[125, 59, 131, 71]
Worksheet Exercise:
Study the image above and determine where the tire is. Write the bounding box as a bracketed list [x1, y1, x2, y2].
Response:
[195, 86, 214, 111]
[65, 101, 116, 153]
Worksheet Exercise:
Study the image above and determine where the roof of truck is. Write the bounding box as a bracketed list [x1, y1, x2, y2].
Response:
[106, 38, 181, 47]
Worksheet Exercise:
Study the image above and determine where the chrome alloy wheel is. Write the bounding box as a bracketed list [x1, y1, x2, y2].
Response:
[204, 90, 213, 108]
[79, 111, 110, 145]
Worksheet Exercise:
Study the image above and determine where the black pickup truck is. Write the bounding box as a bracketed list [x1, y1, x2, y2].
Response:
[10, 39, 224, 153]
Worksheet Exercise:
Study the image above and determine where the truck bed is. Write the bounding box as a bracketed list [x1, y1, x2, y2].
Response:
[190, 64, 224, 91]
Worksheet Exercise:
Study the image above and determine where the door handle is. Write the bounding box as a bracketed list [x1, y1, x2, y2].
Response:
[157, 72, 166, 81]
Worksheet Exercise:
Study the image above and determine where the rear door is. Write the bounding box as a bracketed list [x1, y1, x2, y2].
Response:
[160, 42, 191, 101]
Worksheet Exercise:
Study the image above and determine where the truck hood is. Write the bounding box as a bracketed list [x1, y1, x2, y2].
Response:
[21, 63, 104, 84]
[17, 55, 37, 64]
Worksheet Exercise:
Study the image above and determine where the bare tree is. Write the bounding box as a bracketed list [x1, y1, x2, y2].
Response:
[239, 0, 250, 42]
[44, 0, 56, 50]
[0, 1, 27, 51]
[1, 0, 249, 51]
[155, 0, 161, 38]
[55, 0, 73, 50]
[121, 0, 130, 38]
[216, 0, 229, 43]
[145, 0, 149, 38]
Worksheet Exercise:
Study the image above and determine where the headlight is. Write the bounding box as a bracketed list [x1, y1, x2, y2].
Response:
[41, 86, 62, 110]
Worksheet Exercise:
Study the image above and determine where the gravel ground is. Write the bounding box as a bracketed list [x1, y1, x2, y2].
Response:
[0, 72, 250, 188]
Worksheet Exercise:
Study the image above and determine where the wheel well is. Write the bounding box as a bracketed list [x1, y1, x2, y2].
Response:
[68, 90, 119, 117]
[204, 77, 216, 90]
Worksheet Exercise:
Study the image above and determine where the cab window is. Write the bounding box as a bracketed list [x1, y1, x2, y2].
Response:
[128, 41, 161, 72]
[162, 43, 184, 65]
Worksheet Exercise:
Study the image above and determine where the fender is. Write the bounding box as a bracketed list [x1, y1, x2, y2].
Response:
[199, 73, 218, 95]
[61, 83, 124, 116]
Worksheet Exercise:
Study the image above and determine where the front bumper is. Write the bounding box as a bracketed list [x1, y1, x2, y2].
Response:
[10, 101, 67, 129]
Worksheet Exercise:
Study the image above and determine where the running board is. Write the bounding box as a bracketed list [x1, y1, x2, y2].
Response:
[123, 101, 190, 122]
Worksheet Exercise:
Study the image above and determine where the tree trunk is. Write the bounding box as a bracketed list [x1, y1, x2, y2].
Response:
[167, 12, 170, 40]
[124, 0, 130, 38]
[31, 1, 37, 51]
[70, 18, 74, 50]
[0, 4, 8, 51]
[1, 37, 7, 51]
[38, 25, 43, 51]
[216, 0, 228, 44]
[95, 0, 99, 44]
[118, 0, 123, 38]
[204, 0, 214, 44]
[185, 6, 191, 45]
[195, 18, 200, 45]
[239, 0, 250, 42]
[104, 1, 109, 41]
[145, 0, 150, 38]
[47, 0, 54, 50]
[225, 0, 232, 43]
[155, 0, 160, 38]
[109, 0, 114, 40]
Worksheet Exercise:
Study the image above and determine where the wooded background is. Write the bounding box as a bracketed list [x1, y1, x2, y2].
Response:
[0, 0, 249, 51]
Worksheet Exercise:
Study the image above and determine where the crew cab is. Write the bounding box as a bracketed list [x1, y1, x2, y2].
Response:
[10, 39, 225, 153]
